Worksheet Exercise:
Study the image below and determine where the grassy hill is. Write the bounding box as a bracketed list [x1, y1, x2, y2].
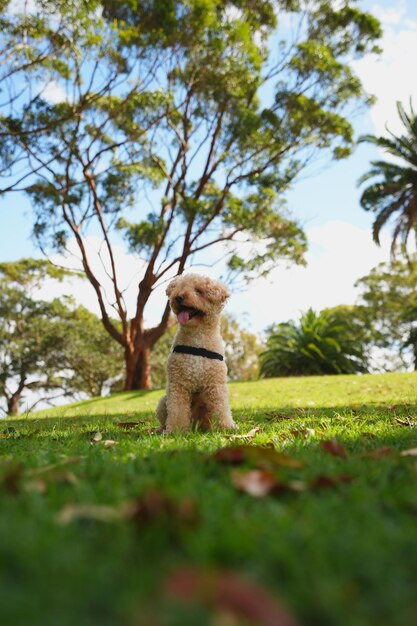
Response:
[2, 372, 417, 626]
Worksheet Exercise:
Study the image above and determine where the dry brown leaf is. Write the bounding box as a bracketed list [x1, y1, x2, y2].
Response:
[103, 439, 117, 447]
[124, 490, 199, 527]
[211, 445, 248, 465]
[320, 440, 348, 460]
[400, 447, 417, 457]
[2, 463, 24, 494]
[165, 567, 299, 626]
[248, 447, 305, 469]
[0, 433, 8, 438]
[24, 478, 48, 494]
[232, 469, 279, 497]
[225, 427, 262, 440]
[395, 417, 415, 427]
[91, 431, 103, 443]
[211, 445, 304, 469]
[290, 428, 318, 439]
[56, 503, 123, 524]
[309, 473, 353, 490]
[364, 447, 393, 459]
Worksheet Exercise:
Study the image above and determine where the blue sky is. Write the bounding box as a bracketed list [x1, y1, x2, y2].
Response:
[1, 0, 417, 334]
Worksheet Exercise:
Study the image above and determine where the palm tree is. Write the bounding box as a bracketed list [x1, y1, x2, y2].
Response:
[358, 101, 417, 253]
[259, 308, 368, 378]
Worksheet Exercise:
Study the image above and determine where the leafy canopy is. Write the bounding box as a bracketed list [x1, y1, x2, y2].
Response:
[0, 0, 382, 388]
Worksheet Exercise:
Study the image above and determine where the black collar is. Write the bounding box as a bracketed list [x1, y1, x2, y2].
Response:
[173, 344, 224, 361]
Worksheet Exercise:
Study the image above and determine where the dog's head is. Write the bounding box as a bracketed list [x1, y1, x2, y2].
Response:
[166, 273, 230, 326]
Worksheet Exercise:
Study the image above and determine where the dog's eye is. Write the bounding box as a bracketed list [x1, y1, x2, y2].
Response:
[195, 288, 204, 296]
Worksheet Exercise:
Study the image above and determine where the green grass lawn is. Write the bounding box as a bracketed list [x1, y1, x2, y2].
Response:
[1, 372, 417, 626]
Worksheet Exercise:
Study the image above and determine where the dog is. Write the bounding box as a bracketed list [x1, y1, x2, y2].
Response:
[156, 273, 236, 433]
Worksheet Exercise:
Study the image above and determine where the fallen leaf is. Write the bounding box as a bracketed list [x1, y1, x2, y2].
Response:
[2, 463, 24, 494]
[232, 469, 280, 497]
[103, 439, 117, 447]
[247, 447, 305, 469]
[225, 427, 262, 440]
[211, 445, 248, 465]
[364, 447, 393, 459]
[91, 431, 103, 443]
[395, 417, 415, 427]
[56, 503, 123, 524]
[124, 490, 199, 527]
[400, 447, 417, 457]
[290, 428, 318, 439]
[0, 434, 8, 438]
[309, 473, 353, 490]
[211, 445, 304, 469]
[165, 567, 299, 626]
[320, 440, 348, 460]
[24, 478, 48, 494]
[57, 490, 199, 528]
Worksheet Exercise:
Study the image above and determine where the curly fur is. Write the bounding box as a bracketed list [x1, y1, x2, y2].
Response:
[156, 273, 236, 433]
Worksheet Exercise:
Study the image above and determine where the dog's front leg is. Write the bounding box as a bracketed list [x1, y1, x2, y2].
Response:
[164, 384, 192, 433]
[203, 384, 236, 430]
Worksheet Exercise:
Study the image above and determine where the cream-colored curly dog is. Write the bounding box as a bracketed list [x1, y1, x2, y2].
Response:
[156, 273, 236, 433]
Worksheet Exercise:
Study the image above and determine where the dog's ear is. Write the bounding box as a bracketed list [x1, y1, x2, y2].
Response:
[166, 276, 180, 297]
[206, 279, 230, 305]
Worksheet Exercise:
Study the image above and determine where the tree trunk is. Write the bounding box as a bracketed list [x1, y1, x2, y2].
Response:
[133, 346, 152, 389]
[124, 344, 152, 390]
[7, 394, 20, 416]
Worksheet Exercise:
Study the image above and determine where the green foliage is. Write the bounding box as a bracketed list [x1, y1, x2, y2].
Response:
[356, 255, 417, 369]
[260, 308, 369, 377]
[358, 101, 417, 251]
[221, 313, 263, 381]
[0, 259, 124, 415]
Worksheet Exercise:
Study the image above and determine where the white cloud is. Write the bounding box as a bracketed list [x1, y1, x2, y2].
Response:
[230, 221, 391, 332]
[41, 80, 67, 104]
[353, 3, 417, 136]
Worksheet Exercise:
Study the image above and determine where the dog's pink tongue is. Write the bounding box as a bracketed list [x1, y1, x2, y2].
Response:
[178, 310, 191, 325]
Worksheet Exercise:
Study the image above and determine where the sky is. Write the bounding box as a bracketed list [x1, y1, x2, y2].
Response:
[1, 0, 417, 336]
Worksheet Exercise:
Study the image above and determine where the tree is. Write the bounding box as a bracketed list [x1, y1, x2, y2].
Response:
[0, 0, 382, 389]
[151, 313, 262, 388]
[0, 259, 123, 415]
[358, 101, 417, 253]
[58, 305, 124, 397]
[355, 256, 417, 370]
[260, 308, 369, 378]
[221, 314, 263, 382]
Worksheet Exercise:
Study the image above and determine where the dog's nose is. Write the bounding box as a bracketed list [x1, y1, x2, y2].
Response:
[176, 295, 184, 304]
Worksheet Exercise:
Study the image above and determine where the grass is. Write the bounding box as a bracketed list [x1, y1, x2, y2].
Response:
[1, 371, 417, 626]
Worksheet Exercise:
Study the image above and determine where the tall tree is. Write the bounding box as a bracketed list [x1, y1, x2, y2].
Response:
[0, 0, 381, 389]
[260, 308, 369, 377]
[355, 256, 417, 370]
[358, 101, 417, 253]
[0, 259, 123, 415]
